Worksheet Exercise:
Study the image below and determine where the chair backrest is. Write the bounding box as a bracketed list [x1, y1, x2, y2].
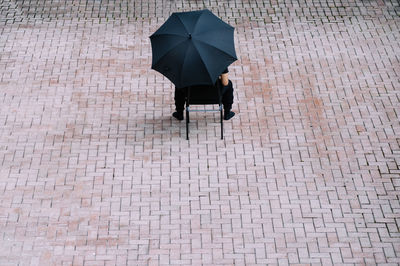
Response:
[186, 82, 222, 105]
[184, 81, 224, 140]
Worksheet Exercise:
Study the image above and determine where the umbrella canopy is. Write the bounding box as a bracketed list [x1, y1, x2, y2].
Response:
[150, 9, 237, 89]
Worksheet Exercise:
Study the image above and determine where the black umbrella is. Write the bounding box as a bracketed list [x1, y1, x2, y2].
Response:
[150, 9, 237, 89]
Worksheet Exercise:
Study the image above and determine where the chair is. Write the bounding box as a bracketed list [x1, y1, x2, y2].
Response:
[185, 82, 224, 140]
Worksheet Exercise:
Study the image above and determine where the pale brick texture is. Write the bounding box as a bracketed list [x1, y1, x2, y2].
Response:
[0, 0, 399, 265]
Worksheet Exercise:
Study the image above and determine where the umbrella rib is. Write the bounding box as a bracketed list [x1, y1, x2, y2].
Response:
[150, 34, 187, 63]
[175, 14, 190, 34]
[152, 40, 188, 71]
[194, 39, 237, 59]
[189, 42, 214, 84]
[191, 10, 205, 34]
[151, 33, 187, 38]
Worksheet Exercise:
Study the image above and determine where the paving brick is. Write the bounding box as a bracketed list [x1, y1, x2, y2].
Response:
[0, 0, 400, 265]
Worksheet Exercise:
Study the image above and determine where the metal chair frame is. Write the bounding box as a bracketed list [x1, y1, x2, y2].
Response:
[185, 82, 224, 140]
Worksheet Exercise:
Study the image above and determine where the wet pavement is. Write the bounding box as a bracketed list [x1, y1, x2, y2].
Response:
[0, 0, 399, 265]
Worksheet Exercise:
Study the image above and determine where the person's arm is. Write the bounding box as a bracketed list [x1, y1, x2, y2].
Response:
[220, 73, 229, 86]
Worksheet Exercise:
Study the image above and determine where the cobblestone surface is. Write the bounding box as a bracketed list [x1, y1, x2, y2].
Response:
[1, 0, 400, 265]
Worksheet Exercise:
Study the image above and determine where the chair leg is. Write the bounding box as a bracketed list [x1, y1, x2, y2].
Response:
[186, 107, 189, 140]
[220, 105, 223, 139]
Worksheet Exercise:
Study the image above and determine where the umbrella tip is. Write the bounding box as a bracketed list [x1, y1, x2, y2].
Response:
[188, 33, 192, 39]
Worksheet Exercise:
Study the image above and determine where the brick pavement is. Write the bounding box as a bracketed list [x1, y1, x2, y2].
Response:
[0, 0, 399, 265]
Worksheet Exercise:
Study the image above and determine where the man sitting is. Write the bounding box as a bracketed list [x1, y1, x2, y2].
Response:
[172, 68, 235, 121]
